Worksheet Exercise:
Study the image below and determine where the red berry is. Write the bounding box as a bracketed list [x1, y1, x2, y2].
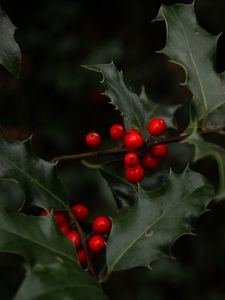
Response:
[85, 132, 101, 149]
[40, 211, 49, 217]
[88, 235, 106, 253]
[53, 211, 66, 225]
[77, 249, 93, 266]
[92, 216, 112, 235]
[151, 144, 168, 157]
[141, 152, 160, 169]
[77, 249, 87, 266]
[67, 231, 80, 249]
[147, 118, 167, 136]
[125, 164, 144, 183]
[109, 124, 125, 141]
[124, 130, 143, 150]
[59, 221, 70, 235]
[40, 210, 66, 225]
[72, 204, 89, 221]
[124, 152, 139, 168]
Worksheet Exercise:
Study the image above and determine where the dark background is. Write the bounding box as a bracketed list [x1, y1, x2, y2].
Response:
[0, 0, 225, 299]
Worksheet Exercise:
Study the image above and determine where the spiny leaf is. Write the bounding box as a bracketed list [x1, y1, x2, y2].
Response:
[0, 132, 67, 210]
[0, 206, 77, 265]
[84, 62, 178, 135]
[99, 162, 136, 209]
[106, 168, 214, 273]
[15, 261, 108, 300]
[157, 3, 225, 127]
[0, 6, 21, 78]
[0, 178, 25, 211]
[185, 131, 225, 200]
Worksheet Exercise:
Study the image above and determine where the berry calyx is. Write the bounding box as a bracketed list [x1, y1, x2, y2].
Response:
[151, 144, 168, 157]
[58, 221, 70, 235]
[72, 204, 89, 221]
[125, 164, 144, 183]
[92, 216, 112, 235]
[85, 132, 101, 149]
[147, 118, 167, 136]
[141, 152, 160, 169]
[88, 235, 106, 253]
[67, 231, 80, 249]
[124, 129, 143, 150]
[124, 152, 139, 168]
[109, 124, 125, 141]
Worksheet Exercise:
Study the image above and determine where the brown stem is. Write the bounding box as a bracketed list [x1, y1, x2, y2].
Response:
[51, 135, 189, 163]
[51, 147, 128, 163]
[67, 207, 97, 279]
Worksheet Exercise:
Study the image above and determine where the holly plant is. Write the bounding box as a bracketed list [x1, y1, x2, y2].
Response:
[0, 2, 225, 299]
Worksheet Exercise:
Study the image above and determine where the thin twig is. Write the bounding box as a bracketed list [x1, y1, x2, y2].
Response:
[51, 135, 189, 163]
[67, 207, 97, 279]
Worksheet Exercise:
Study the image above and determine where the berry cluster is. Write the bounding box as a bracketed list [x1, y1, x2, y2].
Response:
[40, 204, 111, 267]
[85, 118, 168, 183]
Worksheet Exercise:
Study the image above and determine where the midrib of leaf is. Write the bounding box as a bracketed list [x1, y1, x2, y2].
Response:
[108, 185, 204, 273]
[163, 7, 208, 111]
[0, 225, 77, 264]
[0, 154, 67, 209]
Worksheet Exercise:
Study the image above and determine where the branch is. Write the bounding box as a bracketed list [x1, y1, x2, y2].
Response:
[67, 207, 97, 279]
[51, 134, 188, 163]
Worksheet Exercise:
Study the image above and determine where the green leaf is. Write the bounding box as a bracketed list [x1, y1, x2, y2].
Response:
[106, 168, 214, 273]
[158, 3, 225, 127]
[84, 62, 178, 135]
[99, 162, 136, 209]
[15, 261, 108, 300]
[0, 6, 21, 78]
[0, 206, 77, 265]
[0, 132, 67, 210]
[0, 178, 25, 211]
[185, 131, 225, 200]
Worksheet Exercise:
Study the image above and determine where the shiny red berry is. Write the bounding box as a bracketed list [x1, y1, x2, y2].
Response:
[124, 152, 139, 168]
[77, 249, 87, 266]
[40, 210, 66, 225]
[85, 132, 101, 149]
[109, 124, 125, 141]
[72, 204, 89, 221]
[125, 164, 144, 183]
[141, 152, 160, 169]
[58, 221, 70, 235]
[147, 118, 167, 136]
[124, 130, 143, 150]
[88, 235, 106, 253]
[40, 211, 49, 217]
[92, 216, 112, 235]
[67, 231, 80, 249]
[53, 211, 66, 225]
[77, 249, 93, 266]
[151, 144, 168, 157]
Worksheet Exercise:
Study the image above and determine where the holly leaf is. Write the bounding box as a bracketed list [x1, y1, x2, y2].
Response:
[99, 161, 136, 209]
[0, 206, 77, 265]
[84, 62, 178, 135]
[157, 3, 225, 128]
[106, 168, 214, 273]
[185, 131, 225, 200]
[0, 131, 67, 210]
[0, 178, 25, 211]
[15, 261, 108, 300]
[0, 6, 21, 78]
